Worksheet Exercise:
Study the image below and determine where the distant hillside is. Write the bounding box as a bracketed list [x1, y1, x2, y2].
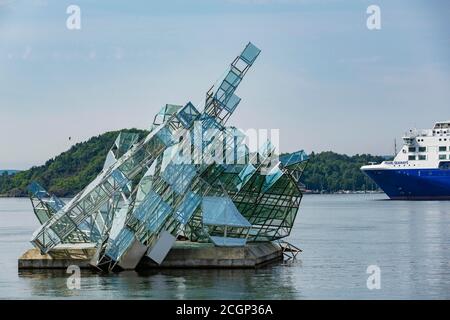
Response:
[302, 151, 390, 192]
[0, 129, 389, 197]
[0, 128, 148, 197]
[0, 170, 20, 175]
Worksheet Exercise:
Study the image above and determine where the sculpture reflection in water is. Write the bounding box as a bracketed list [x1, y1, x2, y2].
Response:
[18, 266, 300, 299]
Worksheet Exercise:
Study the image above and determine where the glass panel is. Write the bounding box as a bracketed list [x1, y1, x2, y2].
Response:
[111, 169, 129, 188]
[45, 195, 65, 212]
[27, 182, 49, 199]
[209, 236, 247, 247]
[263, 166, 283, 193]
[240, 42, 261, 64]
[162, 164, 197, 195]
[146, 200, 171, 232]
[216, 88, 227, 103]
[279, 151, 308, 167]
[219, 80, 232, 94]
[224, 69, 240, 87]
[133, 191, 162, 222]
[177, 102, 200, 128]
[224, 94, 241, 113]
[237, 164, 256, 190]
[153, 104, 182, 126]
[173, 192, 201, 225]
[115, 132, 140, 158]
[202, 196, 251, 227]
[106, 228, 135, 261]
[109, 205, 129, 240]
[44, 227, 61, 246]
[36, 210, 50, 224]
[155, 126, 175, 147]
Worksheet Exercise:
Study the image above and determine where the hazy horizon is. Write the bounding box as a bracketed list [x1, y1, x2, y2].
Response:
[1, 0, 449, 170]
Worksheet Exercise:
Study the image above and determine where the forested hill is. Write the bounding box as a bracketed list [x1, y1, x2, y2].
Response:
[301, 152, 389, 192]
[0, 128, 148, 197]
[0, 129, 389, 197]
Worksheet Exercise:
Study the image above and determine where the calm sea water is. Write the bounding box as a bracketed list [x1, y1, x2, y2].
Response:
[0, 194, 449, 299]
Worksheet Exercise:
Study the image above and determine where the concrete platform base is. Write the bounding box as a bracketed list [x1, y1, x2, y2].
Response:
[18, 243, 96, 269]
[18, 242, 283, 270]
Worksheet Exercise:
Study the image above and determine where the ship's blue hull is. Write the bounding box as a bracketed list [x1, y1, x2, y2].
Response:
[362, 168, 450, 200]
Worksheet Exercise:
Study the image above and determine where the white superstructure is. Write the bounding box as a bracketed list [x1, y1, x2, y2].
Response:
[362, 121, 450, 171]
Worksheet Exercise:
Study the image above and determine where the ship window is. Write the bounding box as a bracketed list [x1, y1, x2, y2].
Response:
[439, 146, 447, 152]
[439, 154, 447, 160]
[418, 155, 426, 160]
[408, 147, 416, 152]
[408, 155, 416, 161]
[418, 147, 426, 152]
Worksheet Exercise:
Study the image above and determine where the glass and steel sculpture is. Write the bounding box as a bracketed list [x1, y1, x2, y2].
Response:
[27, 42, 309, 271]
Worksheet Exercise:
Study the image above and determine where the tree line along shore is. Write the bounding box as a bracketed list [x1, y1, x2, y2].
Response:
[0, 129, 388, 197]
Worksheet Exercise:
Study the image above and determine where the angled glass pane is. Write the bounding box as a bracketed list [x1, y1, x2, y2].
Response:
[224, 94, 241, 113]
[240, 42, 261, 65]
[224, 69, 241, 87]
[48, 195, 65, 212]
[146, 199, 171, 232]
[209, 236, 247, 247]
[155, 126, 175, 147]
[105, 227, 135, 261]
[35, 209, 51, 224]
[109, 205, 129, 240]
[202, 196, 251, 228]
[238, 164, 256, 182]
[219, 80, 232, 95]
[116, 132, 140, 157]
[162, 164, 197, 195]
[279, 150, 308, 167]
[262, 166, 283, 193]
[215, 88, 227, 104]
[103, 150, 116, 169]
[177, 102, 200, 128]
[133, 191, 162, 222]
[27, 182, 49, 199]
[111, 169, 129, 187]
[223, 164, 241, 173]
[173, 192, 201, 225]
[153, 104, 182, 126]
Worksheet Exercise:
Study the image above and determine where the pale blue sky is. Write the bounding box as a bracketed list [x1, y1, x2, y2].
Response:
[1, 0, 449, 169]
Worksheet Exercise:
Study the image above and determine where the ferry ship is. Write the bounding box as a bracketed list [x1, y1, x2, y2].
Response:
[361, 121, 450, 200]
